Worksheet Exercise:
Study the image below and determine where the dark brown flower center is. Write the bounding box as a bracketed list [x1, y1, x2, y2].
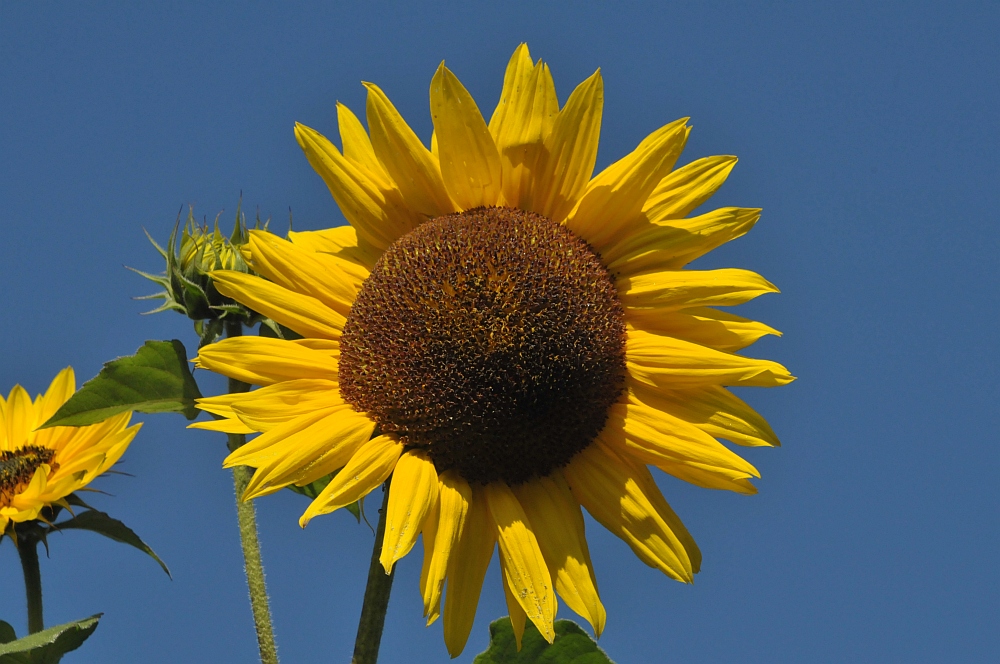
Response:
[0, 446, 57, 507]
[340, 206, 626, 485]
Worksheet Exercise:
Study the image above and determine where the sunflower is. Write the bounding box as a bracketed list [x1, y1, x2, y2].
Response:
[193, 44, 792, 656]
[1, 368, 140, 534]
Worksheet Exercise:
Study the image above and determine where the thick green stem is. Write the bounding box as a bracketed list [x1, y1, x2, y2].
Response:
[224, 321, 279, 664]
[17, 535, 44, 634]
[352, 483, 395, 664]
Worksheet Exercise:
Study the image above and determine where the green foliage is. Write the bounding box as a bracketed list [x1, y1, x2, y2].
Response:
[0, 614, 101, 663]
[473, 618, 614, 664]
[40, 340, 202, 427]
[287, 474, 361, 522]
[54, 510, 170, 578]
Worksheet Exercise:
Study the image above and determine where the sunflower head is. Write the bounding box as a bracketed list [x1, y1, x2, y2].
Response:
[0, 368, 140, 536]
[193, 43, 792, 656]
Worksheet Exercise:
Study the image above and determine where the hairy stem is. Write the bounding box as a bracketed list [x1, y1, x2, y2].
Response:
[352, 483, 395, 664]
[225, 321, 279, 664]
[17, 535, 44, 634]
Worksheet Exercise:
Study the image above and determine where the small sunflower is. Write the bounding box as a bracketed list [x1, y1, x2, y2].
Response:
[193, 44, 792, 655]
[1, 368, 140, 534]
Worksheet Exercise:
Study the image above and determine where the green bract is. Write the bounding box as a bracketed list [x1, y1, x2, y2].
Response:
[133, 203, 275, 347]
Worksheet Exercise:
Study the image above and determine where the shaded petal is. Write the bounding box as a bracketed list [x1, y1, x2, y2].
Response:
[245, 230, 359, 316]
[605, 207, 762, 275]
[337, 102, 388, 180]
[443, 485, 497, 658]
[600, 398, 760, 491]
[430, 64, 502, 209]
[287, 225, 378, 274]
[194, 336, 338, 386]
[365, 82, 457, 217]
[231, 379, 345, 431]
[300, 434, 402, 526]
[626, 328, 795, 388]
[420, 470, 471, 624]
[531, 70, 603, 223]
[644, 155, 738, 221]
[514, 474, 606, 636]
[381, 450, 439, 573]
[486, 482, 556, 643]
[489, 45, 559, 210]
[566, 119, 689, 251]
[564, 442, 699, 581]
[500, 547, 529, 651]
[211, 270, 345, 340]
[294, 123, 420, 250]
[627, 306, 780, 352]
[619, 267, 778, 310]
[628, 378, 780, 447]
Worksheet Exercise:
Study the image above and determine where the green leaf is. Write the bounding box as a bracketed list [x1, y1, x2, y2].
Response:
[0, 614, 101, 664]
[40, 340, 203, 427]
[0, 622, 15, 645]
[54, 510, 171, 578]
[286, 474, 361, 522]
[473, 618, 614, 664]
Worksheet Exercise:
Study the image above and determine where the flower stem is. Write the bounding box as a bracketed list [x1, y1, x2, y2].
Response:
[352, 483, 395, 664]
[16, 534, 44, 634]
[224, 321, 279, 664]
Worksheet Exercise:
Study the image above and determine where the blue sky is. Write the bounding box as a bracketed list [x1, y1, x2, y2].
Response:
[1, 2, 997, 662]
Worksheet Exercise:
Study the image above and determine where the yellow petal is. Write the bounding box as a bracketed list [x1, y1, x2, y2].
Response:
[627, 328, 795, 388]
[500, 548, 529, 651]
[443, 485, 496, 658]
[294, 122, 419, 250]
[566, 119, 689, 251]
[188, 417, 255, 434]
[211, 270, 345, 340]
[599, 402, 759, 495]
[605, 207, 762, 275]
[3, 386, 34, 450]
[489, 44, 559, 210]
[287, 225, 378, 274]
[644, 155, 738, 221]
[486, 482, 556, 643]
[364, 82, 457, 217]
[337, 102, 388, 180]
[628, 378, 780, 447]
[488, 43, 535, 138]
[619, 267, 778, 310]
[514, 474, 606, 636]
[380, 450, 439, 573]
[627, 306, 780, 352]
[419, 498, 440, 622]
[430, 64, 502, 209]
[419, 470, 471, 624]
[194, 337, 338, 386]
[242, 405, 374, 499]
[38, 367, 75, 424]
[564, 443, 699, 581]
[231, 380, 345, 431]
[300, 434, 402, 526]
[531, 70, 603, 223]
[245, 231, 359, 316]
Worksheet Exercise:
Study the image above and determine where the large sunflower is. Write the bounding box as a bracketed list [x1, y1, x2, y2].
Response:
[193, 44, 792, 656]
[1, 368, 140, 534]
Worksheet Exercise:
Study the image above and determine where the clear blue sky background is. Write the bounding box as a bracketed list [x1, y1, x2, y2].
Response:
[1, 2, 997, 662]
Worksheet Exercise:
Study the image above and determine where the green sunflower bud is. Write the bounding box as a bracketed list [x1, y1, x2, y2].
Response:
[132, 201, 272, 346]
